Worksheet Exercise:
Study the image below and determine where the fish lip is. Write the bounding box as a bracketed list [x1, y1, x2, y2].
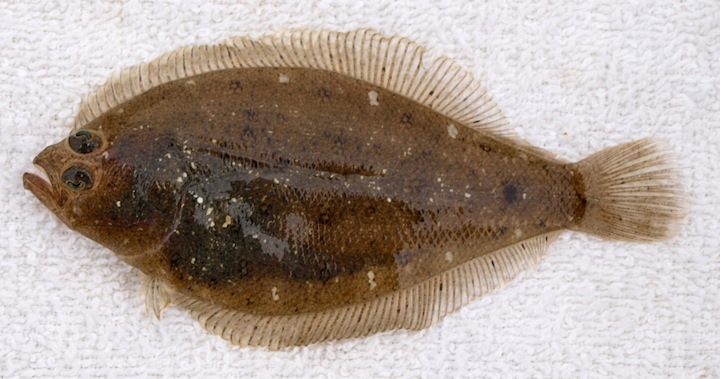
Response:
[23, 160, 66, 213]
[23, 172, 57, 211]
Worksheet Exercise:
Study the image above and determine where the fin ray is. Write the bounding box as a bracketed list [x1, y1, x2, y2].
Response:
[574, 138, 687, 242]
[139, 273, 174, 320]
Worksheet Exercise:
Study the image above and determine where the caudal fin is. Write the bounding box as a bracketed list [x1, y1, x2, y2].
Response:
[574, 138, 687, 242]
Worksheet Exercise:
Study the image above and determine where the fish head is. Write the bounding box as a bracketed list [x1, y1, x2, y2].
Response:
[24, 129, 107, 223]
[24, 128, 167, 257]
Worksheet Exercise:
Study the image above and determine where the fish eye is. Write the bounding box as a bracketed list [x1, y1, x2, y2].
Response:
[62, 166, 94, 191]
[68, 130, 102, 154]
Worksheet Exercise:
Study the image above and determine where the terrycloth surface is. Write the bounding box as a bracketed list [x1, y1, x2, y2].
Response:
[1, 0, 718, 377]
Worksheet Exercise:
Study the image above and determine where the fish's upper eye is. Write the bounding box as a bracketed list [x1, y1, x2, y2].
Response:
[62, 166, 94, 191]
[68, 130, 102, 154]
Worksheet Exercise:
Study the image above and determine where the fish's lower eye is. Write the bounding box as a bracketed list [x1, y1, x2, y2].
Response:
[69, 130, 102, 154]
[62, 166, 94, 191]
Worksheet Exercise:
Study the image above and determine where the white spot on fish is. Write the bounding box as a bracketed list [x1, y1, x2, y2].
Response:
[222, 215, 232, 228]
[197, 197, 204, 204]
[206, 207, 213, 216]
[447, 124, 458, 138]
[271, 287, 280, 301]
[445, 251, 454, 263]
[273, 178, 280, 184]
[190, 162, 197, 170]
[367, 271, 377, 290]
[464, 193, 471, 198]
[514, 229, 523, 238]
[190, 257, 196, 264]
[278, 74, 290, 83]
[368, 90, 380, 106]
[116, 201, 121, 207]
[523, 193, 527, 200]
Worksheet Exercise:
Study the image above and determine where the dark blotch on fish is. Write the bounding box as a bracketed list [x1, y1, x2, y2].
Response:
[503, 183, 517, 204]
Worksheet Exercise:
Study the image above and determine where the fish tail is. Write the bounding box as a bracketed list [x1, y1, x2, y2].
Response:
[573, 138, 687, 242]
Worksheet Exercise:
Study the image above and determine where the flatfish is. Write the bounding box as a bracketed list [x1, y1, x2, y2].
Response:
[23, 30, 686, 349]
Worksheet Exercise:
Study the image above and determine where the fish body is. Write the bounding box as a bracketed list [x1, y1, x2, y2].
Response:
[24, 30, 685, 349]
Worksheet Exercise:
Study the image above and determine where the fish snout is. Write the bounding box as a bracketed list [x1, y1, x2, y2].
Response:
[25, 144, 69, 211]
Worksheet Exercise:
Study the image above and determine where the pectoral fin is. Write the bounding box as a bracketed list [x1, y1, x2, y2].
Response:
[139, 273, 175, 320]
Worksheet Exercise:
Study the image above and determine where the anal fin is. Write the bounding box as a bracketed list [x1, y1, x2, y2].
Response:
[170, 231, 563, 349]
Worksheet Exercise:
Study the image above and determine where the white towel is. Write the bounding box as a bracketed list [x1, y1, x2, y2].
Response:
[2, 0, 718, 377]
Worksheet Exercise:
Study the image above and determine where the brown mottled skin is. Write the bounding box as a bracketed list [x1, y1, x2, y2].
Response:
[25, 68, 585, 316]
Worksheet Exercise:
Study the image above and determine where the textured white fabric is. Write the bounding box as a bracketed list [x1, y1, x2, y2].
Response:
[2, 1, 718, 377]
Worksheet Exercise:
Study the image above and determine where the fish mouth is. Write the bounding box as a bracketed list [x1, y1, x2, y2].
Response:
[23, 159, 66, 213]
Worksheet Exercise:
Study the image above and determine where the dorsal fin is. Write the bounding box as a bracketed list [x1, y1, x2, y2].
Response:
[74, 29, 561, 161]
[160, 231, 563, 349]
